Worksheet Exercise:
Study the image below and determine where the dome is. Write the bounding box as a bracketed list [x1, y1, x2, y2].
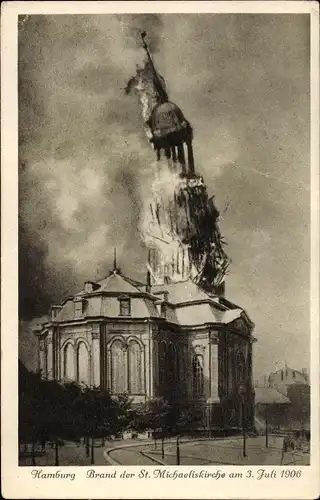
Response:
[149, 101, 192, 147]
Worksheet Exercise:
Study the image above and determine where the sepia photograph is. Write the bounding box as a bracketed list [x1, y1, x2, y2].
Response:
[16, 11, 312, 468]
[1, 2, 319, 498]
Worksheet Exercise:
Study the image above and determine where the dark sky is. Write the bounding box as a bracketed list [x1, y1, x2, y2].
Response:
[18, 14, 310, 379]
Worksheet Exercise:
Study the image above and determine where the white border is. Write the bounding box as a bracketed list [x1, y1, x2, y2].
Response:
[1, 2, 319, 499]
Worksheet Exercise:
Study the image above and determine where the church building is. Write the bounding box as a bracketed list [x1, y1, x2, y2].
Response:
[34, 262, 256, 431]
[34, 34, 256, 432]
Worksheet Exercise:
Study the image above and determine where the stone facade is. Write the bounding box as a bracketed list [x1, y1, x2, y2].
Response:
[35, 268, 256, 431]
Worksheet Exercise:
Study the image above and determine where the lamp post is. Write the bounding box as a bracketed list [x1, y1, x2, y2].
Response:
[91, 437, 95, 465]
[176, 435, 180, 465]
[55, 440, 59, 466]
[265, 405, 269, 449]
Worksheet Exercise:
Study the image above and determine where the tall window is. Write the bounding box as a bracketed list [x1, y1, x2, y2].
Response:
[128, 341, 142, 393]
[77, 342, 90, 385]
[193, 354, 204, 398]
[111, 340, 126, 393]
[41, 342, 48, 379]
[64, 343, 75, 380]
[159, 341, 167, 396]
[119, 297, 131, 316]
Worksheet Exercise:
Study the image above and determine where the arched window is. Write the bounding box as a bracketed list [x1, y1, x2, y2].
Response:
[159, 341, 167, 396]
[77, 342, 90, 385]
[128, 341, 142, 393]
[178, 344, 187, 393]
[64, 343, 75, 380]
[193, 354, 204, 398]
[111, 340, 126, 393]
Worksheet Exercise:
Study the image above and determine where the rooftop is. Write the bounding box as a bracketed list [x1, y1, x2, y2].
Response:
[255, 387, 290, 405]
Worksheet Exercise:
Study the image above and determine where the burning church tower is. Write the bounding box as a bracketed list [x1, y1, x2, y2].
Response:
[126, 32, 230, 294]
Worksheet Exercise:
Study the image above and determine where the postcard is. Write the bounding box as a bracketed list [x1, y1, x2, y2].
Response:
[1, 1, 319, 498]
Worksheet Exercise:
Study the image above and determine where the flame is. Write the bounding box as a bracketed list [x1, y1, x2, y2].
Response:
[127, 60, 230, 288]
[139, 158, 230, 287]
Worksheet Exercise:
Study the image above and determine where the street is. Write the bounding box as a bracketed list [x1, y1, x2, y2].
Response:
[19, 435, 310, 467]
[107, 436, 310, 466]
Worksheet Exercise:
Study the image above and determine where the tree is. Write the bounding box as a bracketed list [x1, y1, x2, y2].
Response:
[169, 401, 195, 436]
[19, 364, 137, 466]
[110, 393, 134, 437]
[144, 397, 171, 436]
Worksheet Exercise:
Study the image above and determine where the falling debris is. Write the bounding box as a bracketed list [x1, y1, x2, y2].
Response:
[127, 33, 230, 293]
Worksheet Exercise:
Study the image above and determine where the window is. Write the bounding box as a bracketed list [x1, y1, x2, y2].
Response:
[159, 341, 167, 396]
[237, 353, 246, 385]
[128, 341, 142, 393]
[77, 342, 90, 385]
[281, 370, 284, 381]
[119, 297, 131, 316]
[160, 302, 166, 317]
[74, 299, 85, 318]
[168, 343, 176, 385]
[64, 343, 75, 380]
[111, 340, 126, 393]
[293, 370, 296, 379]
[193, 354, 204, 398]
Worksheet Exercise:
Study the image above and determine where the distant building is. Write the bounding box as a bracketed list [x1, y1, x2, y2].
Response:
[254, 386, 290, 433]
[33, 265, 256, 432]
[268, 365, 309, 396]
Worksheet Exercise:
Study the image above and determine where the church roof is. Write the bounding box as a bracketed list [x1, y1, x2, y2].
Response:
[151, 279, 217, 305]
[97, 272, 142, 294]
[221, 309, 244, 324]
[174, 302, 223, 326]
[46, 270, 252, 331]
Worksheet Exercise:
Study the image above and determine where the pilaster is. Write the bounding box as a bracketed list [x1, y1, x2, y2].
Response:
[39, 340, 46, 377]
[142, 322, 153, 398]
[91, 325, 100, 388]
[46, 334, 54, 380]
[209, 332, 219, 403]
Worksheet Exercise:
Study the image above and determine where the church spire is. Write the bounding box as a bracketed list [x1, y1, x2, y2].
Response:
[113, 247, 117, 269]
[112, 247, 120, 274]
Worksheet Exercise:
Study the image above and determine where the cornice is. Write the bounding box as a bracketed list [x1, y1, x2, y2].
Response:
[172, 298, 227, 310]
